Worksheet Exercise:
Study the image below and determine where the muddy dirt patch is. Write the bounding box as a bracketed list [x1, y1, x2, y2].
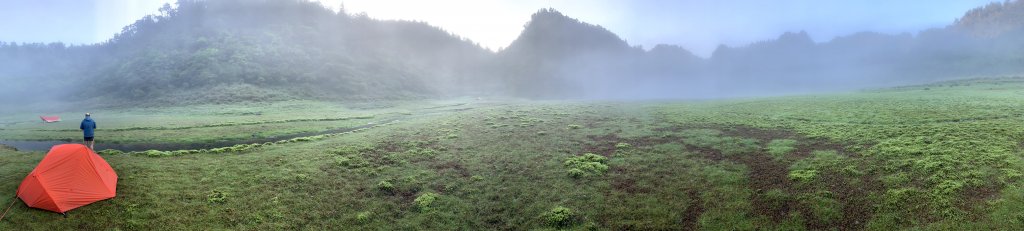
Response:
[434, 161, 471, 177]
[679, 189, 705, 230]
[606, 124, 880, 230]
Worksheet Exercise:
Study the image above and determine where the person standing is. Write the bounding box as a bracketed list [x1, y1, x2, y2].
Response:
[80, 113, 97, 149]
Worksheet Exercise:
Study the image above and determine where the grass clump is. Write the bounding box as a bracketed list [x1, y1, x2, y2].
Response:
[142, 150, 170, 157]
[564, 153, 609, 178]
[615, 142, 631, 149]
[541, 206, 577, 228]
[96, 149, 124, 155]
[355, 211, 372, 223]
[567, 168, 586, 178]
[766, 139, 797, 160]
[376, 180, 395, 192]
[335, 156, 369, 169]
[788, 150, 845, 183]
[788, 169, 818, 183]
[405, 147, 438, 157]
[207, 190, 228, 204]
[332, 145, 370, 156]
[414, 192, 439, 211]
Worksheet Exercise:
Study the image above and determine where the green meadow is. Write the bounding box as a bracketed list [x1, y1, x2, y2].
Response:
[2, 78, 1024, 230]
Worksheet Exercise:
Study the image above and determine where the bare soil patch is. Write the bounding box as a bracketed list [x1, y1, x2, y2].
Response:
[592, 124, 881, 230]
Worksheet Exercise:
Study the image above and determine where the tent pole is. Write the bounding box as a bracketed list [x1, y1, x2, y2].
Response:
[0, 195, 16, 222]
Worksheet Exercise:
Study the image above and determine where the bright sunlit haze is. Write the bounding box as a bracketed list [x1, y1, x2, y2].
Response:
[0, 0, 1000, 56]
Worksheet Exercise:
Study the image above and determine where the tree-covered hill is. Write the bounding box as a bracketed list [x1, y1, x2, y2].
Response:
[495, 9, 712, 99]
[98, 0, 495, 101]
[0, 0, 492, 105]
[954, 0, 1024, 37]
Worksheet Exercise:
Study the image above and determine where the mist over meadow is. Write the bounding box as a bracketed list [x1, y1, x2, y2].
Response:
[2, 0, 1024, 107]
[8, 1, 1024, 230]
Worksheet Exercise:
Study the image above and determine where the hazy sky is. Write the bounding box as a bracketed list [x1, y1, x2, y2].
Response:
[0, 0, 1001, 56]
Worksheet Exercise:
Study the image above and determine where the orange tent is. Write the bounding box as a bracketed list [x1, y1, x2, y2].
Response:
[16, 144, 118, 214]
[39, 116, 61, 123]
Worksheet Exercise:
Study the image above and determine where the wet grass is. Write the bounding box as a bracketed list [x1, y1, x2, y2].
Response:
[0, 100, 474, 144]
[2, 79, 1024, 229]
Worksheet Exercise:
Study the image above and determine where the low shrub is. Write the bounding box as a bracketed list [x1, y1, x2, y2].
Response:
[376, 180, 395, 192]
[565, 153, 609, 178]
[571, 153, 607, 164]
[207, 190, 228, 204]
[541, 206, 577, 228]
[414, 192, 439, 211]
[356, 211, 372, 223]
[567, 168, 586, 178]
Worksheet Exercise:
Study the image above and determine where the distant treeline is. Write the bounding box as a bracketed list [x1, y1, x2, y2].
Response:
[2, 0, 1024, 104]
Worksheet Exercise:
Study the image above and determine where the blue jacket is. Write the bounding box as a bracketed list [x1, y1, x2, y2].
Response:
[80, 117, 96, 137]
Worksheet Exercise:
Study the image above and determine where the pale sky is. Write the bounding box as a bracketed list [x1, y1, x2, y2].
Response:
[0, 0, 1002, 56]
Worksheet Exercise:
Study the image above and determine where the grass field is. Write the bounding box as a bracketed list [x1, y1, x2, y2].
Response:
[2, 78, 1024, 230]
[0, 100, 478, 145]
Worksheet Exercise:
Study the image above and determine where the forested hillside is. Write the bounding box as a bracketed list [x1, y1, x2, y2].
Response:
[3, 0, 1024, 104]
[955, 0, 1024, 37]
[0, 0, 491, 105]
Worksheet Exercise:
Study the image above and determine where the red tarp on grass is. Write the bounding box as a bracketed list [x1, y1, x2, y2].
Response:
[17, 144, 118, 213]
[40, 116, 61, 123]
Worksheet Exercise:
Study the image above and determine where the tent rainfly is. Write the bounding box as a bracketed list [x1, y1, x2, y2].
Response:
[16, 144, 118, 215]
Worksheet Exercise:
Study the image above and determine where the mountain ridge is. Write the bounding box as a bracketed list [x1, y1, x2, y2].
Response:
[2, 0, 1024, 104]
